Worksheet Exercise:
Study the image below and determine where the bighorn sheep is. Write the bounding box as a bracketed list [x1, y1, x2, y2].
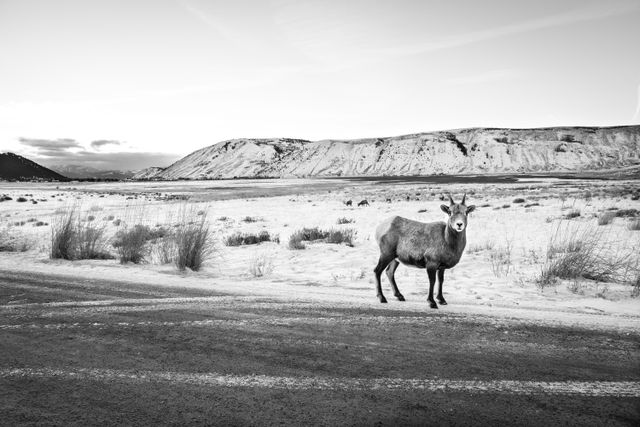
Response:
[374, 194, 476, 308]
[358, 200, 369, 207]
[345, 200, 353, 206]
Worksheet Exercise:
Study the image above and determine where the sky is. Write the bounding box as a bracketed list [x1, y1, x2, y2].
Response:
[1, 0, 639, 171]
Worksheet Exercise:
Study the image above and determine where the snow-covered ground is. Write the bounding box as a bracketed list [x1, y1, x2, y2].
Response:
[1, 178, 638, 331]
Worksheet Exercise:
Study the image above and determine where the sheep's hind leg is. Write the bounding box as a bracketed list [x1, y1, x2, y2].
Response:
[436, 268, 447, 305]
[385, 259, 405, 301]
[426, 268, 438, 309]
[374, 255, 394, 303]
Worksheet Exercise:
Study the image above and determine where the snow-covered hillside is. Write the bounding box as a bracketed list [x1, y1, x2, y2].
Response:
[138, 126, 640, 179]
[132, 167, 166, 180]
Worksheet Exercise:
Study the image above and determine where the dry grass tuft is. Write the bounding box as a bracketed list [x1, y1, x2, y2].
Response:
[174, 208, 213, 271]
[249, 252, 274, 277]
[597, 212, 616, 226]
[536, 221, 637, 289]
[0, 227, 32, 252]
[50, 206, 111, 260]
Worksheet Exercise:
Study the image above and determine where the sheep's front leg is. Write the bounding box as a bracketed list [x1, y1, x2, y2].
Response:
[436, 268, 447, 305]
[426, 268, 438, 309]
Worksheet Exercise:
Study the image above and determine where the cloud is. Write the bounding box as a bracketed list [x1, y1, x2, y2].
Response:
[16, 136, 180, 170]
[370, 2, 640, 57]
[18, 137, 81, 150]
[90, 139, 123, 149]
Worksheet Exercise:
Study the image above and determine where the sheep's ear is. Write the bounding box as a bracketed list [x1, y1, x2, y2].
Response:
[466, 205, 476, 214]
[440, 204, 451, 215]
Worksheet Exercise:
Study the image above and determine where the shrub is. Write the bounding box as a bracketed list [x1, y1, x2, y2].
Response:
[33, 221, 47, 227]
[174, 210, 212, 271]
[597, 212, 616, 226]
[615, 209, 638, 218]
[224, 230, 278, 246]
[242, 216, 260, 223]
[524, 203, 540, 208]
[337, 217, 354, 224]
[16, 197, 27, 202]
[113, 225, 152, 264]
[288, 232, 306, 250]
[565, 209, 581, 219]
[502, 204, 511, 209]
[288, 227, 355, 249]
[628, 220, 640, 231]
[75, 221, 110, 259]
[0, 228, 32, 252]
[113, 219, 122, 226]
[513, 198, 525, 204]
[326, 228, 355, 246]
[90, 205, 103, 212]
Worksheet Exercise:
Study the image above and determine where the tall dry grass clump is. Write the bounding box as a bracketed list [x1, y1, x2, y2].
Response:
[50, 209, 76, 259]
[174, 208, 213, 271]
[50, 206, 111, 260]
[536, 220, 637, 289]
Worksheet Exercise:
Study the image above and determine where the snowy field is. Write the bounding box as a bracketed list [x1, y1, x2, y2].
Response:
[0, 177, 639, 321]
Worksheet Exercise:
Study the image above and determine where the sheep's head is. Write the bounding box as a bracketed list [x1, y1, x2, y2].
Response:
[440, 194, 476, 233]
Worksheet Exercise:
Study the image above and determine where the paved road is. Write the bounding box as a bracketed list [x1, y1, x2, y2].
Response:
[0, 270, 638, 426]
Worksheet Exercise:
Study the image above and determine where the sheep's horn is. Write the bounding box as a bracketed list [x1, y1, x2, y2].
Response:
[461, 193, 466, 205]
[448, 194, 455, 205]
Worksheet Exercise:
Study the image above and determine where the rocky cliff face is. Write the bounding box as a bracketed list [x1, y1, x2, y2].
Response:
[139, 126, 640, 179]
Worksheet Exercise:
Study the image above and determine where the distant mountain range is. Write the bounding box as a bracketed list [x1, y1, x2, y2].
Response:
[133, 125, 640, 180]
[0, 152, 68, 181]
[48, 164, 135, 180]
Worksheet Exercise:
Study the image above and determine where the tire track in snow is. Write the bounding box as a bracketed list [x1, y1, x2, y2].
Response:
[1, 368, 638, 397]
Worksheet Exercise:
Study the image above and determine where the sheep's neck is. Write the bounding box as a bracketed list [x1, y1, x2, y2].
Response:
[445, 224, 466, 254]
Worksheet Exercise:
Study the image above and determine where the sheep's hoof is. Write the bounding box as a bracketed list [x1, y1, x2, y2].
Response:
[428, 301, 438, 309]
[437, 298, 447, 305]
[378, 295, 388, 303]
[395, 294, 405, 301]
